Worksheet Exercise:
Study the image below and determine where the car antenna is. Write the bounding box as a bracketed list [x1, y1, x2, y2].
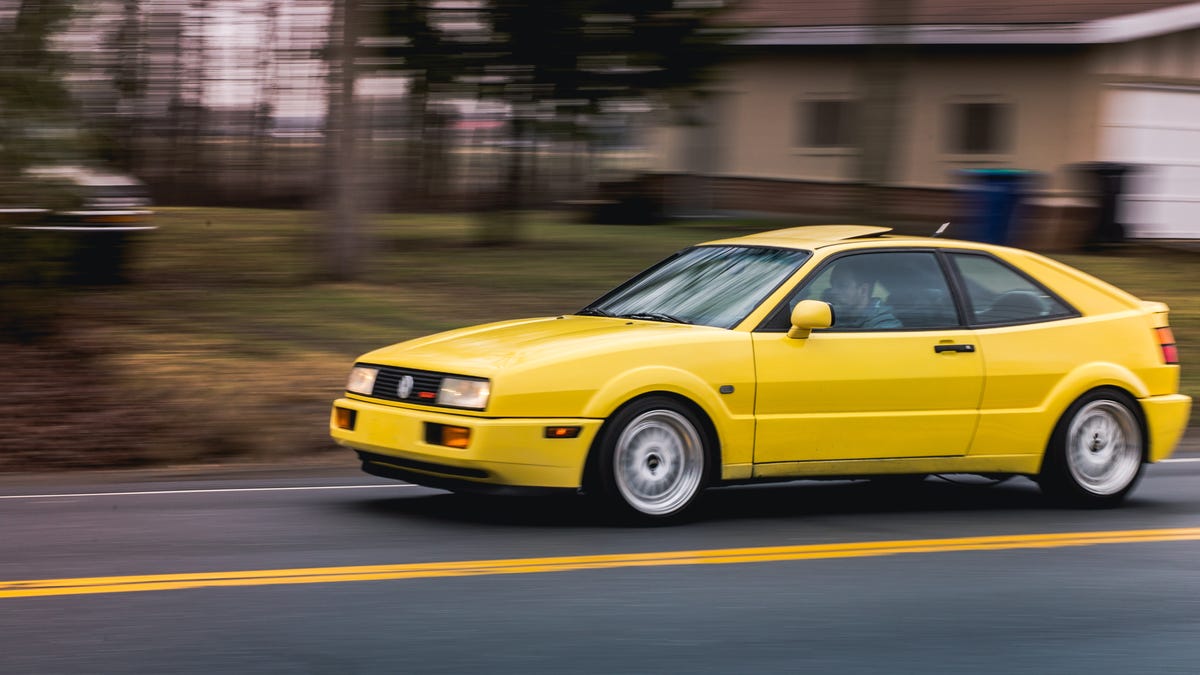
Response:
[932, 222, 950, 237]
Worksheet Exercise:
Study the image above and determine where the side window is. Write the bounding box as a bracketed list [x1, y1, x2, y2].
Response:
[950, 253, 1073, 325]
[798, 99, 857, 149]
[762, 251, 959, 331]
[946, 101, 1012, 155]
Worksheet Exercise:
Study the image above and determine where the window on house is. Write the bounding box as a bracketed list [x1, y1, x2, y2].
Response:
[800, 100, 856, 148]
[948, 102, 1011, 154]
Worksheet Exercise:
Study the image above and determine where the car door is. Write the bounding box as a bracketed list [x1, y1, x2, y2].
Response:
[751, 250, 984, 464]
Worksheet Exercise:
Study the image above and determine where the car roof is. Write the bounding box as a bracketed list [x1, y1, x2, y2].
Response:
[703, 222, 1013, 250]
[700, 225, 896, 249]
[698, 224, 1146, 315]
[701, 224, 1024, 257]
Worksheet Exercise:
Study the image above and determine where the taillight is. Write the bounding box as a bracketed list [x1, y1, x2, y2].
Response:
[1157, 326, 1179, 364]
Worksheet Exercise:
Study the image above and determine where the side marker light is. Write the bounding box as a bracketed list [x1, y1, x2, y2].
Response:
[544, 426, 582, 439]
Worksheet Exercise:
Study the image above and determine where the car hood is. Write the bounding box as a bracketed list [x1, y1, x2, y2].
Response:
[358, 315, 700, 375]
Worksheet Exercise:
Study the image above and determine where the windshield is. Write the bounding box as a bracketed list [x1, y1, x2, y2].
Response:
[579, 245, 811, 329]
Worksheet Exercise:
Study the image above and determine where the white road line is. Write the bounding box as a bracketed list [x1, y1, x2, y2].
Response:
[0, 484, 418, 500]
[1161, 458, 1200, 463]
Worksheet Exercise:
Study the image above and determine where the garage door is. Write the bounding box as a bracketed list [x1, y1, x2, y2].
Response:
[1100, 86, 1200, 239]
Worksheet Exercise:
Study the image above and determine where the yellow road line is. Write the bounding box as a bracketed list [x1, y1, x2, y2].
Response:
[5, 527, 1200, 599]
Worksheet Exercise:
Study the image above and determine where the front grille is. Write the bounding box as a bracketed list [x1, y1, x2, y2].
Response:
[365, 365, 444, 404]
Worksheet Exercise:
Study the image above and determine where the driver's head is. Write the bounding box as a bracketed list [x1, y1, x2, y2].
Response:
[828, 259, 875, 311]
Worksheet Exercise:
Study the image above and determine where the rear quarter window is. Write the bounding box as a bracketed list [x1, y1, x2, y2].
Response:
[950, 253, 1075, 326]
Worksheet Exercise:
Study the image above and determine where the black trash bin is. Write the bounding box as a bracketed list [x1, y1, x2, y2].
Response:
[957, 169, 1038, 245]
[1073, 162, 1135, 246]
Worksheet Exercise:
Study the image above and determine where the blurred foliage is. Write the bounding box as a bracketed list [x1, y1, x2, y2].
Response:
[2, 1, 746, 283]
[0, 0, 87, 334]
[11, 173, 87, 212]
[0, 227, 70, 343]
[0, 0, 76, 185]
[362, 0, 741, 245]
[0, 224, 142, 344]
[373, 0, 738, 121]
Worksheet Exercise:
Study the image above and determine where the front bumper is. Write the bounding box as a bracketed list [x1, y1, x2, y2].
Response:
[330, 397, 603, 490]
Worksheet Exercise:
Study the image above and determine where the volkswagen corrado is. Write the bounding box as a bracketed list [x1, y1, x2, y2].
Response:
[331, 225, 1191, 519]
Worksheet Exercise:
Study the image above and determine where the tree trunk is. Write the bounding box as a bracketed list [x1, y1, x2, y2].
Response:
[475, 114, 524, 246]
[322, 0, 362, 280]
[250, 0, 280, 200]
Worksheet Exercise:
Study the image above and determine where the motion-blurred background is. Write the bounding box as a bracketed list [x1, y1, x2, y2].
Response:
[1, 0, 1197, 470]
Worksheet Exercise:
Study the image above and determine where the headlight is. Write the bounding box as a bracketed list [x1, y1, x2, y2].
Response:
[346, 366, 379, 395]
[437, 377, 491, 410]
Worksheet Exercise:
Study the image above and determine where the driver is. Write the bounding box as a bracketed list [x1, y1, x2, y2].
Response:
[826, 259, 901, 329]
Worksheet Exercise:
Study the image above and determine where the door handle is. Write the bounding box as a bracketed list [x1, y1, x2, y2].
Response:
[934, 344, 976, 353]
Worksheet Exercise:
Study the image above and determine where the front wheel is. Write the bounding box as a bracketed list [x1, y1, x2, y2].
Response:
[1038, 388, 1145, 507]
[596, 397, 710, 520]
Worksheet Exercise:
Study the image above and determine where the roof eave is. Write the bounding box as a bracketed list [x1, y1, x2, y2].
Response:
[732, 2, 1200, 46]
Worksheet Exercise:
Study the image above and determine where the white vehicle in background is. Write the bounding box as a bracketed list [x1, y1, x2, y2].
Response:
[13, 164, 154, 231]
[1, 164, 155, 284]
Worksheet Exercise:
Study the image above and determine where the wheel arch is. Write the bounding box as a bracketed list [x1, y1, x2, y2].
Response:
[580, 363, 744, 462]
[581, 390, 723, 494]
[1043, 362, 1150, 409]
[1036, 363, 1151, 461]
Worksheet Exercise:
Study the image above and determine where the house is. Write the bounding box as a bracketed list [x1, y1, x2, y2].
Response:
[646, 1, 1200, 242]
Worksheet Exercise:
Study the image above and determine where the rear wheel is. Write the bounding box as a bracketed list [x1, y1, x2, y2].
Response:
[1039, 389, 1144, 507]
[596, 397, 710, 520]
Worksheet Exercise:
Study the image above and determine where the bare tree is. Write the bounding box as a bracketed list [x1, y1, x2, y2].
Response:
[249, 0, 281, 196]
[322, 0, 362, 281]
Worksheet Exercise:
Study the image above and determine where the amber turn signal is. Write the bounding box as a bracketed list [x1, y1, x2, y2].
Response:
[544, 426, 582, 439]
[425, 423, 471, 448]
[333, 407, 357, 430]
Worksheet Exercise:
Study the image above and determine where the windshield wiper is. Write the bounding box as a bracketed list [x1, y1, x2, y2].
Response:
[576, 307, 611, 317]
[620, 312, 691, 324]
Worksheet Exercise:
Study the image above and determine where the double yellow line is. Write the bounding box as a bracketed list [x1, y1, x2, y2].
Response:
[5, 527, 1200, 599]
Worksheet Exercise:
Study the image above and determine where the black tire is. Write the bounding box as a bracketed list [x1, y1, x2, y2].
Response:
[1038, 388, 1145, 507]
[593, 396, 711, 520]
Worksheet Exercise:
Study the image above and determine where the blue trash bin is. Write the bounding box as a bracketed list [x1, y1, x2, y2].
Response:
[958, 169, 1037, 245]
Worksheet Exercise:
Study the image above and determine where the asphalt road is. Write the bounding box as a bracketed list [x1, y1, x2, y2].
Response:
[2, 442, 1199, 674]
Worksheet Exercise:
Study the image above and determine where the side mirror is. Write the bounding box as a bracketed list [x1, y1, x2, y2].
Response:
[787, 300, 833, 339]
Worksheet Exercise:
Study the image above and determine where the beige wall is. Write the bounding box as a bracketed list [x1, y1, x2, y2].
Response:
[1097, 28, 1200, 81]
[647, 56, 860, 180]
[647, 49, 1122, 193]
[900, 52, 1093, 191]
[649, 34, 1200, 196]
[718, 56, 861, 181]
[651, 51, 1098, 192]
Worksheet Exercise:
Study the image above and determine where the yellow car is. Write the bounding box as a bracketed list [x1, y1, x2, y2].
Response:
[331, 225, 1190, 519]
